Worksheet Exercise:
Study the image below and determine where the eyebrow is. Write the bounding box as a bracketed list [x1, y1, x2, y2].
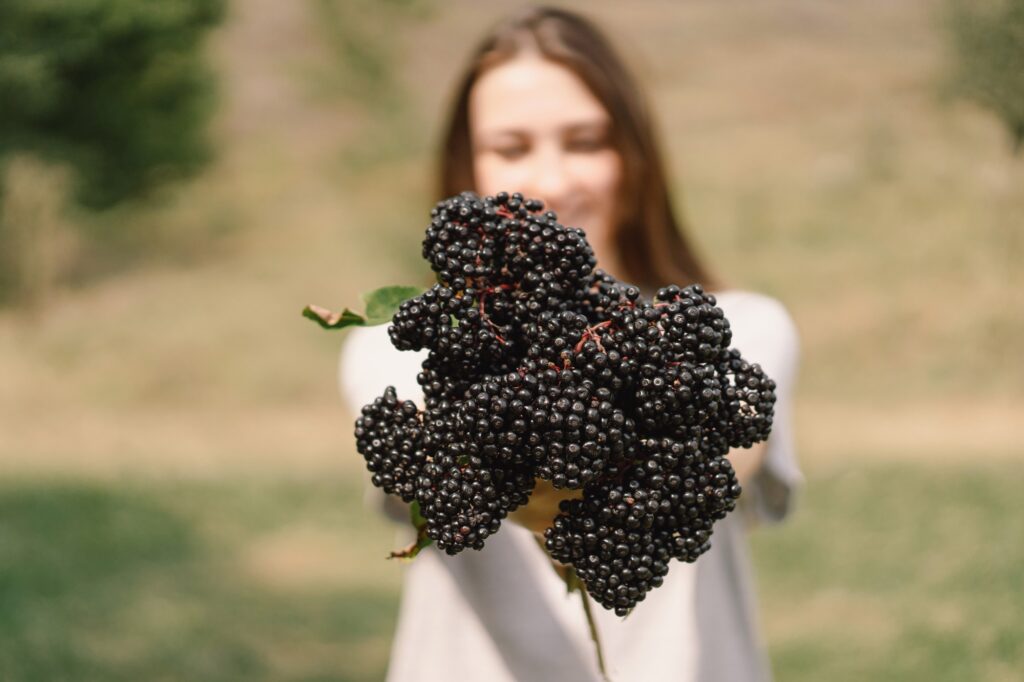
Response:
[564, 120, 611, 136]
[476, 118, 611, 140]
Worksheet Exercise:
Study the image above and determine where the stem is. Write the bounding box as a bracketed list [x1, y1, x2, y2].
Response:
[530, 534, 613, 680]
[571, 567, 612, 682]
[540, 532, 610, 679]
[387, 523, 429, 559]
[388, 502, 433, 560]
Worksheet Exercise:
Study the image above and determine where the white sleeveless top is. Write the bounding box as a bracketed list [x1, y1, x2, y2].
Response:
[339, 290, 801, 682]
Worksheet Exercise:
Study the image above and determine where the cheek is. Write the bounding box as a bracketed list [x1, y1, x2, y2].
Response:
[570, 151, 622, 218]
[589, 151, 623, 196]
[564, 152, 622, 248]
[567, 151, 621, 201]
[473, 154, 530, 196]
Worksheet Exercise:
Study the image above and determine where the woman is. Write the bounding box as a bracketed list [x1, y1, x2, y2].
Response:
[340, 7, 801, 681]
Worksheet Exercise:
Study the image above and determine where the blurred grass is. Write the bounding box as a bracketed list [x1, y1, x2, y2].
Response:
[0, 475, 401, 682]
[754, 459, 1024, 682]
[1, 462, 1020, 681]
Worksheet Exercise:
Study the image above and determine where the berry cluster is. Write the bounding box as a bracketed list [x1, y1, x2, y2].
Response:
[354, 191, 776, 615]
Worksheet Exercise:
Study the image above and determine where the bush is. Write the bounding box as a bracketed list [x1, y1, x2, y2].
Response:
[946, 0, 1024, 153]
[0, 0, 226, 209]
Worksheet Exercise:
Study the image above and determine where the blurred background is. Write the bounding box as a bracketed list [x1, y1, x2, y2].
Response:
[0, 0, 1021, 680]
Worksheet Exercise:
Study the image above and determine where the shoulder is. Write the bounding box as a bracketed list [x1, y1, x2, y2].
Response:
[340, 322, 391, 361]
[339, 324, 392, 386]
[712, 289, 799, 380]
[338, 324, 427, 411]
[713, 290, 796, 332]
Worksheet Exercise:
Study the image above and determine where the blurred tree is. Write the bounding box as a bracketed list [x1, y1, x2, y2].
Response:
[946, 0, 1024, 154]
[0, 157, 78, 311]
[0, 0, 225, 208]
[0, 0, 224, 307]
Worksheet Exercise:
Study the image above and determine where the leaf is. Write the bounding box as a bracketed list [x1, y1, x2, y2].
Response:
[388, 501, 432, 560]
[387, 528, 433, 560]
[303, 285, 422, 331]
[564, 565, 584, 594]
[409, 499, 427, 527]
[362, 285, 423, 325]
[302, 304, 366, 330]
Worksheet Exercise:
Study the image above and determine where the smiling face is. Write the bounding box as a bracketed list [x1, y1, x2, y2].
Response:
[469, 55, 624, 270]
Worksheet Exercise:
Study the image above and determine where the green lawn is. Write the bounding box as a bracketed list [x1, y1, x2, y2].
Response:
[0, 476, 400, 682]
[753, 459, 1024, 682]
[1, 461, 1020, 681]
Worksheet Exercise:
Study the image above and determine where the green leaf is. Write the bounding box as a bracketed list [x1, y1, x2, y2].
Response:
[302, 304, 366, 329]
[388, 501, 433, 560]
[407, 528, 434, 559]
[410, 500, 427, 527]
[362, 285, 423, 325]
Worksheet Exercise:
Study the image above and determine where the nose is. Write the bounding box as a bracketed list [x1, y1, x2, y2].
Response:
[525, 142, 571, 212]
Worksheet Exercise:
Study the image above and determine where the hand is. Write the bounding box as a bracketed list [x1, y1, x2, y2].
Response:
[726, 441, 769, 491]
[509, 478, 583, 539]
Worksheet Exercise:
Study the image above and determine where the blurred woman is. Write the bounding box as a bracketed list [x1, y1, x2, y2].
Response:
[340, 7, 801, 681]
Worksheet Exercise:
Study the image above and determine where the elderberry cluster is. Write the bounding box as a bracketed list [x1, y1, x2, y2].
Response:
[354, 191, 777, 615]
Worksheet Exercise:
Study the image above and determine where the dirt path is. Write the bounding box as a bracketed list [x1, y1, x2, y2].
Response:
[1, 399, 1018, 478]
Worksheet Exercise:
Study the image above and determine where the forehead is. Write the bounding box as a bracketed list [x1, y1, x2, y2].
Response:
[470, 56, 609, 135]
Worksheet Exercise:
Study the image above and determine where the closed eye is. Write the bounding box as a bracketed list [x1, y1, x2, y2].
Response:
[493, 144, 529, 160]
[566, 136, 609, 153]
[565, 122, 612, 153]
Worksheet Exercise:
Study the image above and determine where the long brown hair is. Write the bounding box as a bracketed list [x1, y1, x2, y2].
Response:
[438, 6, 718, 291]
